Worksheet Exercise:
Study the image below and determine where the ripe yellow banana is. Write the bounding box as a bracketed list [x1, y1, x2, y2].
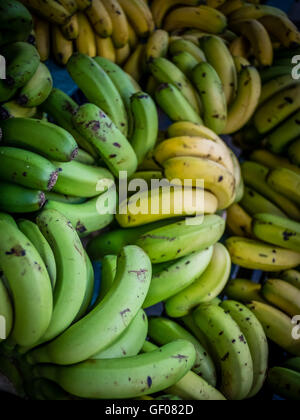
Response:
[151, 0, 200, 28]
[20, 0, 72, 24]
[145, 30, 169, 62]
[75, 12, 96, 57]
[123, 44, 145, 82]
[95, 36, 116, 63]
[115, 43, 131, 65]
[118, 0, 154, 38]
[51, 25, 73, 66]
[33, 15, 50, 62]
[101, 0, 129, 48]
[262, 279, 300, 318]
[259, 15, 300, 48]
[267, 168, 300, 207]
[61, 14, 79, 40]
[86, 0, 113, 37]
[226, 203, 253, 237]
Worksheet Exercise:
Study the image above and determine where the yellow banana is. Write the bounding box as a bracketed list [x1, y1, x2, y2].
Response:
[75, 0, 92, 10]
[33, 15, 50, 62]
[52, 25, 73, 66]
[118, 0, 154, 38]
[20, 0, 71, 24]
[75, 13, 96, 57]
[61, 14, 79, 40]
[101, 0, 129, 48]
[123, 44, 145, 82]
[86, 0, 113, 37]
[262, 279, 300, 318]
[224, 278, 265, 303]
[95, 36, 116, 63]
[115, 43, 131, 65]
[229, 36, 250, 59]
[260, 16, 300, 47]
[226, 203, 253, 237]
[145, 30, 169, 62]
[150, 0, 200, 28]
[250, 149, 300, 176]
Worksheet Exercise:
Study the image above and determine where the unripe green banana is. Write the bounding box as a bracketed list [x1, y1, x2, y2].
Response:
[17, 63, 53, 108]
[265, 110, 300, 154]
[0, 82, 17, 103]
[165, 243, 231, 318]
[0, 0, 33, 47]
[267, 168, 300, 207]
[0, 212, 17, 227]
[253, 213, 300, 252]
[45, 189, 116, 238]
[171, 51, 200, 78]
[73, 103, 138, 178]
[220, 300, 268, 399]
[27, 245, 152, 366]
[259, 74, 298, 106]
[281, 270, 300, 290]
[17, 219, 57, 290]
[224, 278, 265, 303]
[74, 149, 96, 166]
[0, 274, 13, 343]
[241, 186, 287, 218]
[169, 39, 206, 63]
[0, 100, 37, 120]
[52, 160, 113, 198]
[94, 254, 117, 307]
[180, 314, 211, 353]
[0, 181, 46, 213]
[0, 147, 58, 191]
[92, 309, 148, 359]
[143, 247, 214, 308]
[155, 83, 203, 124]
[135, 214, 225, 263]
[192, 62, 227, 134]
[148, 317, 216, 386]
[0, 118, 78, 162]
[194, 303, 253, 400]
[284, 357, 300, 373]
[267, 367, 300, 401]
[73, 251, 95, 322]
[262, 279, 300, 318]
[0, 220, 53, 347]
[33, 340, 196, 399]
[45, 192, 86, 205]
[67, 53, 128, 136]
[130, 92, 159, 165]
[250, 149, 300, 176]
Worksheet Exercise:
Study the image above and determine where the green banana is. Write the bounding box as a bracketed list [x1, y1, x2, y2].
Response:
[0, 100, 37, 120]
[267, 168, 300, 207]
[148, 317, 217, 386]
[265, 110, 300, 154]
[171, 51, 200, 78]
[226, 236, 300, 271]
[33, 340, 195, 399]
[0, 81, 17, 103]
[45, 189, 116, 238]
[0, 355, 26, 398]
[45, 192, 86, 205]
[0, 220, 53, 347]
[253, 213, 300, 252]
[143, 246, 214, 308]
[193, 303, 254, 400]
[0, 212, 17, 227]
[180, 314, 211, 353]
[288, 139, 300, 167]
[284, 357, 300, 373]
[0, 147, 58, 192]
[17, 63, 53, 107]
[169, 39, 206, 63]
[262, 279, 300, 318]
[247, 301, 300, 356]
[27, 245, 152, 366]
[224, 278, 265, 303]
[281, 270, 300, 290]
[73, 251, 95, 323]
[267, 367, 300, 400]
[220, 300, 268, 399]
[95, 254, 117, 305]
[0, 273, 13, 342]
[0, 0, 33, 47]
[250, 149, 300, 175]
[155, 83, 203, 124]
[192, 62, 227, 134]
[74, 149, 96, 166]
[165, 243, 231, 318]
[52, 160, 113, 198]
[17, 219, 57, 290]
[259, 74, 298, 106]
[0, 117, 78, 162]
[0, 181, 46, 213]
[67, 53, 128, 136]
[41, 88, 98, 158]
[135, 214, 225, 263]
[73, 103, 138, 178]
[92, 309, 148, 359]
[241, 186, 287, 218]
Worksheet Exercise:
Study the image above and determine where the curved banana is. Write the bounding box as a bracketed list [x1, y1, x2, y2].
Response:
[226, 203, 253, 237]
[118, 0, 154, 38]
[165, 243, 231, 318]
[33, 16, 50, 61]
[169, 39, 206, 63]
[95, 36, 116, 63]
[267, 367, 300, 401]
[262, 279, 300, 318]
[0, 100, 37, 120]
[0, 0, 33, 47]
[86, 0, 113, 37]
[281, 270, 300, 290]
[240, 186, 287, 218]
[167, 121, 223, 142]
[75, 13, 96, 57]
[224, 278, 265, 303]
[229, 4, 287, 22]
[0, 181, 46, 214]
[51, 25, 73, 66]
[145, 30, 169, 62]
[259, 74, 298, 106]
[96, 255, 117, 304]
[259, 15, 300, 48]
[151, 0, 200, 28]
[101, 0, 129, 48]
[171, 51, 200, 77]
[17, 63, 52, 108]
[61, 14, 79, 40]
[267, 168, 300, 207]
[20, 0, 72, 24]
[250, 149, 300, 176]
[123, 44, 145, 83]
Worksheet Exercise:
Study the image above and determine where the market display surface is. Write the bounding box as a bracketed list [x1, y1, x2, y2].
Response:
[0, 0, 300, 401]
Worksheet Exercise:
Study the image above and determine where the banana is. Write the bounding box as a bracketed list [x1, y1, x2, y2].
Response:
[101, 0, 129, 48]
[145, 30, 169, 62]
[17, 219, 57, 290]
[73, 103, 137, 177]
[128, 171, 163, 191]
[247, 301, 300, 356]
[0, 274, 13, 343]
[164, 6, 227, 34]
[135, 215, 225, 264]
[0, 117, 78, 162]
[226, 236, 300, 271]
[127, 20, 138, 49]
[220, 300, 268, 398]
[0, 0, 33, 47]
[41, 88, 97, 158]
[0, 181, 46, 214]
[52, 160, 114, 198]
[260, 65, 293, 84]
[92, 309, 148, 359]
[165, 243, 231, 318]
[20, 0, 72, 24]
[192, 62, 227, 134]
[16, 63, 52, 108]
[129, 92, 159, 165]
[143, 247, 214, 308]
[266, 111, 300, 156]
[73, 251, 95, 322]
[74, 148, 96, 166]
[255, 85, 300, 135]
[33, 16, 50, 61]
[241, 186, 287, 218]
[229, 4, 287, 22]
[227, 203, 252, 237]
[61, 14, 79, 40]
[0, 101, 37, 120]
[229, 36, 250, 59]
[171, 51, 200, 77]
[223, 66, 261, 135]
[76, 0, 92, 10]
[250, 149, 300, 175]
[224, 278, 265, 303]
[95, 36, 116, 62]
[96, 255, 117, 304]
[281, 270, 300, 290]
[289, 139, 300, 167]
[115, 43, 131, 66]
[68, 53, 128, 136]
[33, 340, 195, 398]
[230, 150, 244, 202]
[167, 121, 223, 142]
[253, 213, 300, 252]
[148, 317, 217, 386]
[86, 0, 113, 37]
[169, 39, 206, 63]
[117, 187, 218, 228]
[233, 55, 250, 73]
[193, 303, 254, 400]
[28, 245, 151, 366]
[200, 35, 237, 105]
[75, 13, 96, 57]
[259, 75, 298, 106]
[267, 367, 300, 401]
[259, 15, 300, 48]
[51, 25, 73, 66]
[0, 220, 52, 347]
[267, 168, 300, 207]
[150, 0, 198, 28]
[45, 189, 116, 238]
[262, 279, 300, 318]
[118, 0, 154, 38]
[149, 57, 200, 113]
[155, 83, 203, 125]
[284, 357, 300, 373]
[45, 193, 86, 204]
[163, 156, 236, 209]
[219, 0, 245, 16]
[242, 161, 300, 221]
[0, 212, 17, 227]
